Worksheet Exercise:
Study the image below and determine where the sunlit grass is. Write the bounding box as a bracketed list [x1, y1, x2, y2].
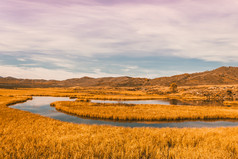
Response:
[52, 101, 238, 121]
[1, 88, 238, 158]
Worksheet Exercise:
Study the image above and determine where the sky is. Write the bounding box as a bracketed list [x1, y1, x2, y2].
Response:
[1, 0, 238, 80]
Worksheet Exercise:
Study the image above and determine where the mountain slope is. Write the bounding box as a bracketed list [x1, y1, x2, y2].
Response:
[1, 66, 238, 88]
[148, 66, 238, 86]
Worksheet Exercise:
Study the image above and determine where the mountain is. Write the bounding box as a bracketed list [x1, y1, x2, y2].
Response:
[147, 66, 238, 86]
[53, 76, 147, 87]
[1, 66, 238, 88]
[0, 77, 59, 88]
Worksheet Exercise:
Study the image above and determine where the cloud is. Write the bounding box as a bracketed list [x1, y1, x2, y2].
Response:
[29, 54, 76, 70]
[0, 0, 238, 79]
[0, 65, 121, 80]
[121, 65, 139, 72]
[0, 63, 193, 80]
[0, 54, 226, 79]
[17, 58, 26, 62]
[1, 0, 238, 62]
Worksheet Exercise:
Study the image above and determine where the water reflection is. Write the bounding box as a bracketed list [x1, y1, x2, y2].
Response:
[91, 99, 225, 106]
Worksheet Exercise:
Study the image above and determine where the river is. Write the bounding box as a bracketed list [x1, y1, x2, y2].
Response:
[11, 96, 238, 128]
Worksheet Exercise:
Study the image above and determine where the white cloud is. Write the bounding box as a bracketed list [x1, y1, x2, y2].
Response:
[121, 65, 139, 72]
[17, 58, 26, 62]
[29, 54, 76, 69]
[0, 65, 76, 80]
[0, 65, 122, 80]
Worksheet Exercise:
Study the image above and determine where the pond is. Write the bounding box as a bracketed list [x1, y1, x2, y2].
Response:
[11, 96, 238, 128]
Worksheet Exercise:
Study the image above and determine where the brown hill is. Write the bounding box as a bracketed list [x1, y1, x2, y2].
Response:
[148, 66, 238, 86]
[1, 66, 238, 88]
[62, 76, 147, 87]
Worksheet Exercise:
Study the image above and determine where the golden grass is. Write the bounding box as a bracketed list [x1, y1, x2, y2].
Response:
[52, 101, 238, 121]
[0, 87, 168, 100]
[2, 88, 238, 158]
[0, 96, 32, 106]
[3, 105, 238, 158]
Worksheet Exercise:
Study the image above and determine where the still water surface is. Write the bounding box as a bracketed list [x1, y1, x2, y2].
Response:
[11, 97, 238, 128]
[91, 99, 225, 106]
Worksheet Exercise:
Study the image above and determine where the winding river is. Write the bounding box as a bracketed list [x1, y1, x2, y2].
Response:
[11, 96, 238, 128]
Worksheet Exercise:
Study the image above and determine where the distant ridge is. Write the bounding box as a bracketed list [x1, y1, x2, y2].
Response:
[147, 66, 238, 86]
[1, 66, 238, 88]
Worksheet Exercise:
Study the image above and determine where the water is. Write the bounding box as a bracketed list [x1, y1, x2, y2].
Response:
[91, 99, 225, 106]
[11, 96, 238, 128]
